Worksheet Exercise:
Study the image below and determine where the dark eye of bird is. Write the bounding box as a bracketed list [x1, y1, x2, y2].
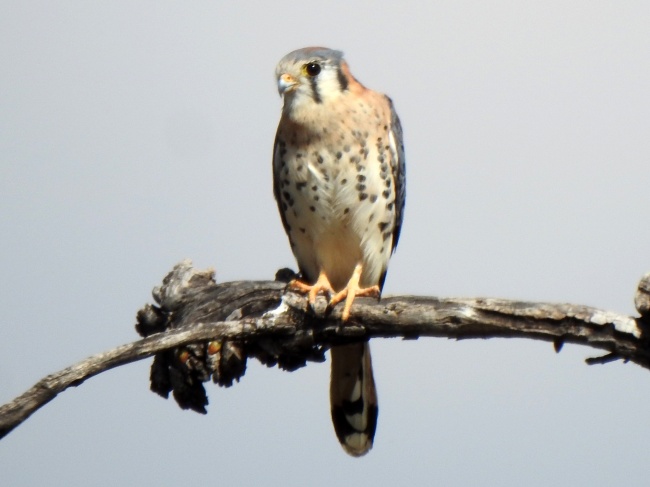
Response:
[305, 62, 321, 76]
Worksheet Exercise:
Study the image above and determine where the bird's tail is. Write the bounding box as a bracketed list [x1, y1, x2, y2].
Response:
[329, 342, 378, 456]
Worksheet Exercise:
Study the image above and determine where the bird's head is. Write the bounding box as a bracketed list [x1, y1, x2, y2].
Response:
[275, 47, 352, 110]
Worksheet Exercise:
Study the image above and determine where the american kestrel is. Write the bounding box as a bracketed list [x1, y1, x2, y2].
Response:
[273, 47, 405, 456]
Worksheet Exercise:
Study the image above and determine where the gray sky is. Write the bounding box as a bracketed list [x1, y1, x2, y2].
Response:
[2, 1, 650, 485]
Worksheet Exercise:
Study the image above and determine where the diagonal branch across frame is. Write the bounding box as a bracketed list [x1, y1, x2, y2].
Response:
[1, 260, 649, 440]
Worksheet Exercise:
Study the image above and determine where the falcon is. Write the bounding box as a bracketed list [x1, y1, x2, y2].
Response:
[272, 47, 405, 456]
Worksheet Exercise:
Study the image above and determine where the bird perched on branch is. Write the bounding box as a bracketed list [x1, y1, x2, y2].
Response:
[272, 47, 405, 456]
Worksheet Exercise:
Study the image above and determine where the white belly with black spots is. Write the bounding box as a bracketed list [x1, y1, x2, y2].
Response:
[275, 135, 396, 290]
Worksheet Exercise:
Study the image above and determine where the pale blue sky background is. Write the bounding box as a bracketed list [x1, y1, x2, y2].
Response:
[2, 1, 650, 485]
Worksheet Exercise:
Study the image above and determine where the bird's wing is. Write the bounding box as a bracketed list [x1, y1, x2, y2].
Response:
[272, 133, 293, 239]
[386, 96, 406, 253]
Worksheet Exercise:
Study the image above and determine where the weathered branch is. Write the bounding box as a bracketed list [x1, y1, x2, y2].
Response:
[1, 260, 649, 440]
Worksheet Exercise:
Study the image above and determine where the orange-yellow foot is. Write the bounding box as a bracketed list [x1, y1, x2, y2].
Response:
[328, 264, 380, 321]
[288, 270, 335, 306]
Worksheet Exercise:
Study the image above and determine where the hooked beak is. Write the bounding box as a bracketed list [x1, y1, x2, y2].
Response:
[277, 73, 298, 96]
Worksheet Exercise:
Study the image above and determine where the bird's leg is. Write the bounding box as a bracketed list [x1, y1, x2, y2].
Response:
[288, 270, 334, 305]
[328, 263, 380, 321]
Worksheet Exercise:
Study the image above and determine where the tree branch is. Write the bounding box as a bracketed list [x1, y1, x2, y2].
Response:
[1, 260, 649, 440]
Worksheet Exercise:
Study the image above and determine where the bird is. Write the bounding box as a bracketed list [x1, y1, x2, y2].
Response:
[272, 47, 405, 456]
